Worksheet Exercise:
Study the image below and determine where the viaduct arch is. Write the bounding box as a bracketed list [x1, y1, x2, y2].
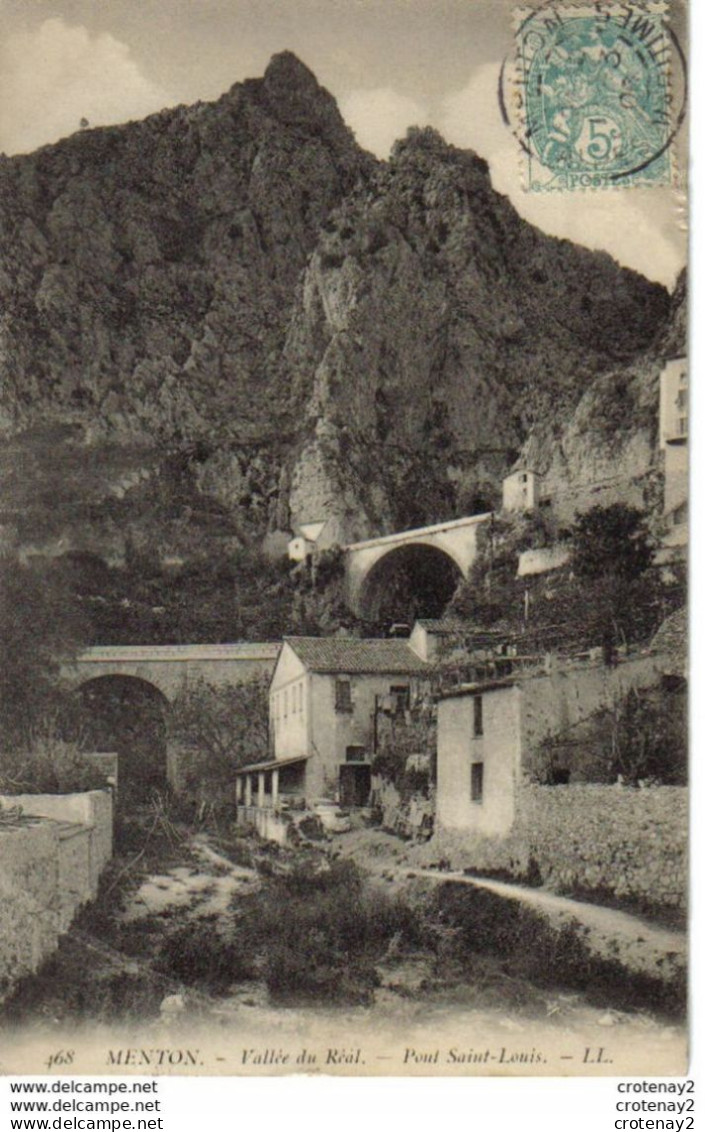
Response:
[62, 643, 280, 702]
[76, 674, 170, 802]
[345, 513, 491, 620]
[62, 643, 280, 799]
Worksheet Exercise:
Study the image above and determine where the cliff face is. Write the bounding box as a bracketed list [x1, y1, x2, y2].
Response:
[0, 53, 676, 569]
[283, 129, 672, 536]
[525, 271, 687, 526]
[0, 53, 368, 442]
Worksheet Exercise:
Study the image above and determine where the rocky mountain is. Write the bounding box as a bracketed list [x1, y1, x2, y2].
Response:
[0, 52, 678, 588]
[521, 269, 687, 527]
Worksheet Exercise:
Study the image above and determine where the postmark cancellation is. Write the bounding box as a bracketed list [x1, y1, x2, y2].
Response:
[511, 2, 682, 191]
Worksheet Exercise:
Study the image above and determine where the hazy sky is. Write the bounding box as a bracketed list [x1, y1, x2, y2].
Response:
[0, 0, 687, 287]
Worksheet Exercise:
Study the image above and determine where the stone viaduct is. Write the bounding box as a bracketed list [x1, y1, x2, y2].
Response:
[59, 514, 492, 792]
[61, 644, 280, 797]
[62, 642, 280, 702]
[345, 512, 492, 618]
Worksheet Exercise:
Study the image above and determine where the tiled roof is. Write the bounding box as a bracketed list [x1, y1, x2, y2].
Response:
[285, 636, 430, 675]
[415, 618, 473, 634]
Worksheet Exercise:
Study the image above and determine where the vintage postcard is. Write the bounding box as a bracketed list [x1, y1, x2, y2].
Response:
[0, 0, 688, 1078]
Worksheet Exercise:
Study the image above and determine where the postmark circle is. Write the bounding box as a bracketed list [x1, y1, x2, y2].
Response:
[499, 1, 687, 190]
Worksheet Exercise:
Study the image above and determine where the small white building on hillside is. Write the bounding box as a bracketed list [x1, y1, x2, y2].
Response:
[502, 467, 544, 513]
[287, 519, 335, 562]
[408, 618, 468, 662]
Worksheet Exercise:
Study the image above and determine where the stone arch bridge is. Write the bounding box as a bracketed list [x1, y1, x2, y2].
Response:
[345, 513, 492, 619]
[62, 642, 280, 702]
[61, 643, 280, 797]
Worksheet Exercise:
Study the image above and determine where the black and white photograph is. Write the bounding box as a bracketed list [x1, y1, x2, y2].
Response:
[0, 0, 689, 1080]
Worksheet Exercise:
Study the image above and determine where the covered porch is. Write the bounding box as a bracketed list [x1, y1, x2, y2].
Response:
[234, 754, 309, 840]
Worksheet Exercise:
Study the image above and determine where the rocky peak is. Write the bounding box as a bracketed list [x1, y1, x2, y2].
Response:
[0, 55, 680, 566]
[262, 50, 324, 98]
[219, 50, 360, 154]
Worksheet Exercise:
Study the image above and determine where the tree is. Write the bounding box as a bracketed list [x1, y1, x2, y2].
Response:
[0, 729, 107, 795]
[569, 504, 660, 653]
[169, 676, 270, 807]
[571, 504, 653, 581]
[0, 557, 88, 750]
[608, 686, 687, 786]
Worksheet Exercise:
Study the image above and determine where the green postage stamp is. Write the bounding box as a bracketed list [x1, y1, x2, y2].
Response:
[513, 1, 683, 191]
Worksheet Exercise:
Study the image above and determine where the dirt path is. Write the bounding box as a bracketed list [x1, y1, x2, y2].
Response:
[118, 832, 258, 922]
[333, 829, 686, 981]
[2, 823, 686, 1077]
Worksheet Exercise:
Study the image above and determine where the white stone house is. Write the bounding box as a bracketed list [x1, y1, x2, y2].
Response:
[436, 652, 660, 839]
[235, 636, 431, 813]
[502, 467, 544, 513]
[408, 618, 469, 662]
[287, 519, 335, 563]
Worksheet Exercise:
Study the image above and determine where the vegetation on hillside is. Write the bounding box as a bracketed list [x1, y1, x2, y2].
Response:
[449, 503, 683, 654]
[0, 557, 88, 751]
[533, 682, 687, 787]
[0, 734, 107, 795]
[4, 822, 684, 1022]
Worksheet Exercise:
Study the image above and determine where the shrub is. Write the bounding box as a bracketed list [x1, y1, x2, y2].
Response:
[156, 917, 253, 994]
[424, 883, 685, 1016]
[169, 676, 269, 807]
[571, 504, 653, 581]
[372, 713, 435, 792]
[239, 859, 418, 1004]
[0, 735, 107, 795]
[609, 686, 687, 786]
[311, 546, 345, 588]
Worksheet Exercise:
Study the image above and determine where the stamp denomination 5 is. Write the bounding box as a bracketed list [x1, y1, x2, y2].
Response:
[506, 1, 686, 191]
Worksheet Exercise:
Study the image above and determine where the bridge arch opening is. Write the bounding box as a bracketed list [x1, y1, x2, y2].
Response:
[75, 676, 169, 805]
[358, 543, 463, 625]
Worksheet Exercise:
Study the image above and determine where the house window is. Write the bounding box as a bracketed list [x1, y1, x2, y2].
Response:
[389, 684, 410, 715]
[283, 690, 288, 719]
[346, 745, 366, 762]
[335, 678, 353, 712]
[470, 762, 484, 803]
[473, 694, 483, 737]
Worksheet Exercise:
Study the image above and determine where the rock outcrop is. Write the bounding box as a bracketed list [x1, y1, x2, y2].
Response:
[519, 270, 687, 526]
[0, 54, 678, 567]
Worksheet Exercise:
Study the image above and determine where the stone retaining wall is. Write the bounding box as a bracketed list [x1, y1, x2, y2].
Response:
[0, 791, 113, 1001]
[0, 821, 58, 1001]
[428, 784, 687, 913]
[518, 785, 686, 908]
